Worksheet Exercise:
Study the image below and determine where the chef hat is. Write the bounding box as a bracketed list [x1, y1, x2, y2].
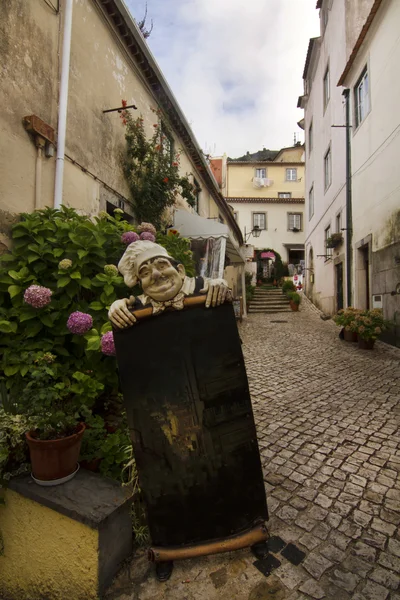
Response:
[118, 240, 175, 288]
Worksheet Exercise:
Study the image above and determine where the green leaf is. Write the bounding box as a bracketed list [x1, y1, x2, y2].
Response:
[86, 336, 101, 351]
[0, 275, 14, 284]
[25, 320, 43, 338]
[78, 249, 88, 259]
[27, 253, 40, 264]
[70, 271, 81, 280]
[101, 322, 112, 334]
[4, 365, 19, 376]
[20, 366, 29, 377]
[8, 271, 20, 280]
[104, 284, 114, 295]
[54, 346, 70, 357]
[80, 277, 92, 289]
[20, 311, 36, 322]
[54, 249, 64, 258]
[8, 285, 22, 299]
[0, 254, 16, 262]
[57, 276, 70, 288]
[89, 301, 104, 311]
[0, 320, 17, 333]
[40, 314, 54, 327]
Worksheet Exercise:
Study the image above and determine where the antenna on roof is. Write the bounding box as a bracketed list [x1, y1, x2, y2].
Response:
[293, 132, 297, 145]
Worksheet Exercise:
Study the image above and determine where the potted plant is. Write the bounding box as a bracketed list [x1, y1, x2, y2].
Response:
[333, 307, 360, 342]
[351, 309, 390, 349]
[287, 291, 301, 311]
[282, 280, 296, 296]
[326, 233, 344, 249]
[5, 352, 104, 484]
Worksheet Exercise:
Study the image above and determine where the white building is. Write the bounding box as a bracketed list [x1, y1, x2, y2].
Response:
[298, 0, 400, 346]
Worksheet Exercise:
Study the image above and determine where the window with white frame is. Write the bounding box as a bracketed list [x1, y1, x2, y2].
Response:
[354, 67, 370, 127]
[323, 65, 330, 109]
[278, 192, 292, 198]
[253, 213, 266, 230]
[324, 146, 332, 190]
[308, 121, 313, 155]
[288, 213, 302, 231]
[309, 185, 314, 220]
[325, 225, 332, 259]
[285, 168, 297, 182]
[255, 168, 266, 178]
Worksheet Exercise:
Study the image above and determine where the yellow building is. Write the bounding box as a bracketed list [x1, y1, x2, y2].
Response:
[211, 146, 305, 273]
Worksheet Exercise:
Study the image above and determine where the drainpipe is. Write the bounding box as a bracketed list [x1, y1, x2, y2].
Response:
[343, 89, 353, 307]
[54, 0, 73, 209]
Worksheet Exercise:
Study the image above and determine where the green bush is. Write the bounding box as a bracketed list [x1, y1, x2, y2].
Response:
[287, 291, 301, 305]
[282, 280, 296, 296]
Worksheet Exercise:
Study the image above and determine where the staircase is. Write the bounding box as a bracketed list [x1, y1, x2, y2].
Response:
[248, 287, 291, 314]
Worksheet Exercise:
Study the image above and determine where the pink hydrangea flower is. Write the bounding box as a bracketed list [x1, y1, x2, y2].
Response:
[121, 231, 139, 245]
[140, 232, 155, 242]
[138, 222, 157, 235]
[101, 331, 116, 356]
[23, 285, 52, 308]
[67, 311, 93, 335]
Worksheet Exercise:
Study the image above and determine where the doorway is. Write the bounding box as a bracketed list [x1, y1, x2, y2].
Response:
[335, 262, 344, 311]
[357, 243, 370, 309]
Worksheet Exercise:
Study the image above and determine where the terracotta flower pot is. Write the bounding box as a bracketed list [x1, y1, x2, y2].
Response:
[289, 301, 299, 312]
[343, 329, 358, 342]
[358, 338, 375, 350]
[26, 422, 86, 482]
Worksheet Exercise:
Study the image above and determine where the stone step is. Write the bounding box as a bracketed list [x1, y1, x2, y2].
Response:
[248, 308, 292, 313]
[250, 299, 290, 305]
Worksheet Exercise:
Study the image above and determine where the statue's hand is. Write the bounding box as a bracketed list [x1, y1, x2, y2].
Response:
[108, 297, 137, 329]
[200, 278, 232, 308]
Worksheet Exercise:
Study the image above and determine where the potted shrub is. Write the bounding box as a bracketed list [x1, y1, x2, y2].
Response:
[282, 280, 296, 296]
[326, 233, 343, 249]
[351, 309, 390, 350]
[333, 307, 360, 342]
[287, 291, 301, 311]
[6, 352, 104, 484]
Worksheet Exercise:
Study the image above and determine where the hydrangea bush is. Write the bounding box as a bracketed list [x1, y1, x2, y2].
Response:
[0, 206, 194, 480]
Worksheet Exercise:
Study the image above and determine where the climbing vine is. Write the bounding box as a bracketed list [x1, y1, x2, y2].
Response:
[121, 103, 197, 229]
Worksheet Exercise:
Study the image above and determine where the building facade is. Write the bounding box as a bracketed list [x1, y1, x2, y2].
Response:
[211, 145, 306, 278]
[0, 0, 244, 294]
[298, 0, 400, 345]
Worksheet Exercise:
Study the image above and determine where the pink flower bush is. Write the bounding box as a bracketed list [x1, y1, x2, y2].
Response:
[101, 331, 116, 356]
[67, 311, 93, 335]
[23, 285, 52, 308]
[138, 222, 156, 235]
[140, 232, 155, 242]
[121, 231, 139, 245]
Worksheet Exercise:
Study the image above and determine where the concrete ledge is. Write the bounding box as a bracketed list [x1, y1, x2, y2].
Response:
[1, 471, 133, 599]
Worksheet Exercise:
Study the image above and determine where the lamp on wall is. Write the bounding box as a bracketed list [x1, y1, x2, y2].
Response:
[244, 225, 261, 241]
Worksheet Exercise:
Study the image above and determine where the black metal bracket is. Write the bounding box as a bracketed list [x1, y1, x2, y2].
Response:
[103, 104, 137, 114]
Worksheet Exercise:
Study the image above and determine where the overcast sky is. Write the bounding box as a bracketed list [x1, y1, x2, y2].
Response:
[125, 0, 320, 157]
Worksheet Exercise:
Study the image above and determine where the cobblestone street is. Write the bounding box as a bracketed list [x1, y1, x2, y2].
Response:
[108, 299, 400, 600]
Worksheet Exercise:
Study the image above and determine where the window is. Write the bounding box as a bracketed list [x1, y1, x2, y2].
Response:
[286, 168, 297, 182]
[354, 67, 370, 127]
[288, 213, 302, 231]
[253, 213, 266, 230]
[325, 225, 332, 259]
[308, 121, 313, 155]
[161, 123, 174, 163]
[323, 65, 330, 109]
[309, 185, 314, 220]
[278, 192, 292, 198]
[193, 177, 201, 213]
[255, 168, 266, 178]
[324, 146, 332, 190]
[336, 212, 342, 233]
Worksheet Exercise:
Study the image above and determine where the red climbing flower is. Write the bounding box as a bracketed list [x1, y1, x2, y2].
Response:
[121, 99, 127, 108]
[163, 177, 169, 183]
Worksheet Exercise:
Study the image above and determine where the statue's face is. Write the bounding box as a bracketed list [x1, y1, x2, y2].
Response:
[138, 257, 185, 301]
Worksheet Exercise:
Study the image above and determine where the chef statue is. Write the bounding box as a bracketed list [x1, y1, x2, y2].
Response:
[110, 240, 269, 582]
